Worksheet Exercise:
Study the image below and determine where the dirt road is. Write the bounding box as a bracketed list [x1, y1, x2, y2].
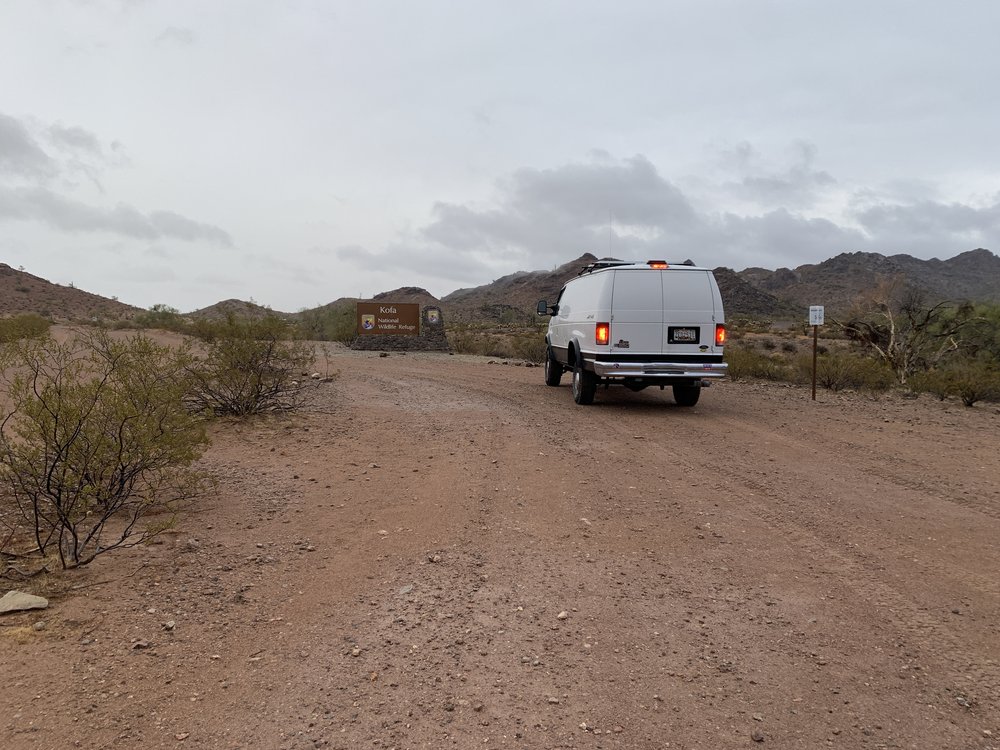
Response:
[3, 347, 999, 749]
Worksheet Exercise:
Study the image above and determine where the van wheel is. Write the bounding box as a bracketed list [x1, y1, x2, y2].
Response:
[544, 347, 563, 387]
[672, 384, 701, 407]
[572, 359, 597, 405]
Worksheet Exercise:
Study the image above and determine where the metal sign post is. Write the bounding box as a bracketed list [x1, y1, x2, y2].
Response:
[809, 306, 824, 401]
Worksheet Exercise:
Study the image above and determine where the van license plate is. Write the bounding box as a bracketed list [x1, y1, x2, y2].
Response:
[669, 327, 699, 343]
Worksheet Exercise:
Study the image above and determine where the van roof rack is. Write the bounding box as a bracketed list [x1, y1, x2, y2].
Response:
[579, 258, 630, 275]
[578, 258, 697, 275]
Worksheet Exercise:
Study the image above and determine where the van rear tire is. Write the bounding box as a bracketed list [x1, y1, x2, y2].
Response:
[544, 347, 563, 386]
[672, 384, 701, 407]
[572, 359, 597, 405]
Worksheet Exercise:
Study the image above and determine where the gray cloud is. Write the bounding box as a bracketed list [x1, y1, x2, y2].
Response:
[337, 241, 496, 287]
[707, 210, 866, 269]
[420, 155, 697, 268]
[1, 112, 121, 189]
[722, 141, 837, 209]
[155, 26, 196, 47]
[0, 111, 231, 246]
[335, 244, 375, 264]
[343, 153, 985, 283]
[853, 198, 1000, 256]
[48, 123, 103, 154]
[508, 155, 696, 229]
[0, 186, 232, 245]
[0, 113, 55, 179]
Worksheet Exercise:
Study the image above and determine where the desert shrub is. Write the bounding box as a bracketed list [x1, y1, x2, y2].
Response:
[135, 303, 188, 333]
[795, 351, 894, 392]
[510, 332, 548, 363]
[446, 329, 484, 356]
[908, 369, 950, 401]
[0, 331, 209, 569]
[910, 359, 1000, 407]
[448, 329, 506, 358]
[725, 344, 789, 382]
[949, 361, 1000, 406]
[185, 316, 315, 416]
[0, 313, 51, 343]
[447, 327, 546, 361]
[781, 341, 798, 353]
[296, 303, 357, 342]
[760, 337, 777, 351]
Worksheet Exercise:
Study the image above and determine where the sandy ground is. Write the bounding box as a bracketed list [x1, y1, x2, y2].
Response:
[2, 345, 999, 750]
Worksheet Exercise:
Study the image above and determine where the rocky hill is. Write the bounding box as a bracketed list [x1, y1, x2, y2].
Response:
[741, 248, 1000, 313]
[188, 298, 293, 321]
[0, 263, 139, 321]
[442, 254, 599, 324]
[711, 267, 798, 318]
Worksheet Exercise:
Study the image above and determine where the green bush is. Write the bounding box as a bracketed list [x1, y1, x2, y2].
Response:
[724, 344, 789, 382]
[796, 351, 895, 392]
[296, 303, 357, 342]
[446, 327, 547, 362]
[185, 316, 315, 416]
[907, 369, 951, 401]
[135, 304, 188, 333]
[510, 332, 548, 363]
[0, 313, 51, 343]
[0, 331, 209, 569]
[910, 359, 1000, 407]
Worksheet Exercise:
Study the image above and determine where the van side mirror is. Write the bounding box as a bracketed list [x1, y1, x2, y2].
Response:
[536, 300, 549, 315]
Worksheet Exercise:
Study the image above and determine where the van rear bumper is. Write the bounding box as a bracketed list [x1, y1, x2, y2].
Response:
[591, 360, 728, 379]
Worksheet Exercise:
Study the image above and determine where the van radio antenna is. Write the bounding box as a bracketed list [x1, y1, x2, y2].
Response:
[608, 210, 613, 255]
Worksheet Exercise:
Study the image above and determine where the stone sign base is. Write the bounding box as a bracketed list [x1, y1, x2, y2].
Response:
[350, 305, 450, 352]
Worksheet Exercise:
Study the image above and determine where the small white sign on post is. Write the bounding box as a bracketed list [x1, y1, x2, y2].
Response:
[808, 306, 825, 401]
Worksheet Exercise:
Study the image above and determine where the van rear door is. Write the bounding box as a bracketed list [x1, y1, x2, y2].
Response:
[609, 270, 663, 354]
[661, 270, 717, 355]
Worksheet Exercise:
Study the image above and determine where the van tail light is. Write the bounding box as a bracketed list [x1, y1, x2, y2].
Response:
[715, 324, 727, 346]
[596, 322, 610, 345]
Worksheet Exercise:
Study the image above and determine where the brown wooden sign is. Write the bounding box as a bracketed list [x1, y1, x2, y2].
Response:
[356, 302, 420, 336]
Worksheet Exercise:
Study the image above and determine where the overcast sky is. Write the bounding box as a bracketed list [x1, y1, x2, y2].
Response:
[2, 0, 998, 312]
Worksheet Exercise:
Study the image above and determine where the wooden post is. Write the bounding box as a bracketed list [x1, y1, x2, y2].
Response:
[812, 324, 818, 401]
[808, 306, 824, 401]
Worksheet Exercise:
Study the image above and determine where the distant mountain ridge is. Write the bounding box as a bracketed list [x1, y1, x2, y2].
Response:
[3, 248, 997, 325]
[734, 248, 1000, 313]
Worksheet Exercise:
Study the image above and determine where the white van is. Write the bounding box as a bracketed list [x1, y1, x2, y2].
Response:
[536, 259, 727, 405]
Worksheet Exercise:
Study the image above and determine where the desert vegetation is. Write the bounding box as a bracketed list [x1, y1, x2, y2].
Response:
[447, 324, 548, 363]
[0, 314, 316, 571]
[184, 315, 315, 416]
[725, 286, 1000, 405]
[0, 313, 51, 343]
[0, 331, 208, 569]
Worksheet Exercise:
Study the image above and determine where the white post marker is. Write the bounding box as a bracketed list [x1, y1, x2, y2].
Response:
[809, 306, 824, 400]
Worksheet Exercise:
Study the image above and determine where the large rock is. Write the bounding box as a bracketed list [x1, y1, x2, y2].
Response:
[0, 590, 49, 614]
